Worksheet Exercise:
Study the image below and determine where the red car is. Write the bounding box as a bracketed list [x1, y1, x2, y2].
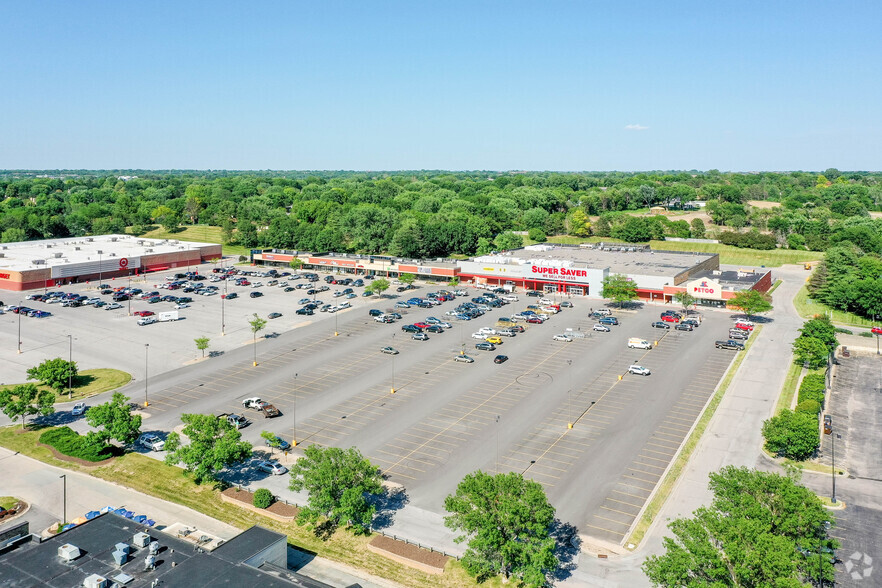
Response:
[133, 310, 155, 317]
[872, 327, 882, 335]
[526, 317, 543, 324]
[413, 322, 430, 329]
[734, 322, 754, 331]
[661, 314, 680, 323]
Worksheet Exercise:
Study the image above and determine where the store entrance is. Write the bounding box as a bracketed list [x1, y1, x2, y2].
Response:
[566, 285, 585, 296]
[543, 284, 557, 294]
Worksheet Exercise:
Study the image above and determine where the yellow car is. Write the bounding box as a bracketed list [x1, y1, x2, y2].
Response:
[485, 336, 502, 345]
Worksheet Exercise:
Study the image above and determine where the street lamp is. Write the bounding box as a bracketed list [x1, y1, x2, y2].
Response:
[567, 359, 573, 429]
[67, 335, 73, 399]
[292, 373, 298, 447]
[390, 334, 396, 394]
[144, 343, 149, 407]
[221, 278, 227, 336]
[495, 415, 500, 474]
[831, 432, 840, 504]
[17, 300, 22, 353]
[60, 474, 67, 524]
[98, 250, 103, 285]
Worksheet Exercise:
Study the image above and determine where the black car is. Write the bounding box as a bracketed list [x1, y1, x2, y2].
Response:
[296, 308, 314, 315]
[401, 324, 422, 333]
[176, 297, 193, 303]
[306, 289, 317, 295]
[651, 321, 671, 329]
[526, 290, 542, 297]
[250, 291, 263, 298]
[112, 293, 130, 301]
[368, 309, 383, 317]
[426, 325, 444, 333]
[268, 312, 283, 319]
[674, 323, 693, 331]
[284, 287, 296, 292]
[598, 316, 619, 325]
[225, 292, 238, 300]
[494, 355, 509, 364]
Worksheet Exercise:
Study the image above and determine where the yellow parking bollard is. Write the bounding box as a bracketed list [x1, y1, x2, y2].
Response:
[654, 340, 658, 346]
[390, 387, 396, 394]
[618, 374, 623, 381]
[567, 422, 573, 429]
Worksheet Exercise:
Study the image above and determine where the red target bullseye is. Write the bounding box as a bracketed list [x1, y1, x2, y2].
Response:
[119, 258, 129, 269]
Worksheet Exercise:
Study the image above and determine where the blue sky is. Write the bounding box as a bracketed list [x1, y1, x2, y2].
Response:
[3, 1, 880, 171]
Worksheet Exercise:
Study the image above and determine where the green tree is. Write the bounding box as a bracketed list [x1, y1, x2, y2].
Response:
[527, 227, 547, 242]
[288, 445, 383, 535]
[261, 430, 283, 454]
[673, 291, 696, 312]
[762, 409, 821, 460]
[249, 313, 267, 366]
[0, 384, 55, 428]
[164, 413, 253, 484]
[370, 277, 390, 297]
[690, 217, 706, 238]
[567, 209, 591, 237]
[26, 358, 78, 396]
[445, 471, 559, 586]
[601, 274, 638, 307]
[475, 237, 493, 255]
[399, 273, 416, 287]
[85, 392, 142, 445]
[493, 231, 523, 251]
[643, 466, 837, 587]
[448, 276, 460, 288]
[194, 337, 210, 358]
[798, 317, 838, 349]
[728, 289, 773, 320]
[792, 335, 830, 369]
[289, 257, 304, 271]
[1, 227, 27, 243]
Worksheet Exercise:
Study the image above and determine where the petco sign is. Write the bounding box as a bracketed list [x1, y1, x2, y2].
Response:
[530, 265, 590, 283]
[687, 277, 723, 300]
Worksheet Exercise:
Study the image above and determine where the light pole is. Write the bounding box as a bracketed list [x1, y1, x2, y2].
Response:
[567, 359, 574, 429]
[17, 300, 23, 353]
[495, 415, 500, 474]
[60, 474, 67, 524]
[831, 432, 840, 504]
[221, 279, 227, 336]
[144, 343, 149, 407]
[334, 308, 338, 337]
[68, 335, 73, 399]
[292, 373, 298, 447]
[390, 334, 396, 394]
[127, 276, 132, 316]
[98, 250, 103, 285]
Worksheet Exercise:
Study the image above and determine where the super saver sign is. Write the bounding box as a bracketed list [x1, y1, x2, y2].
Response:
[530, 265, 589, 282]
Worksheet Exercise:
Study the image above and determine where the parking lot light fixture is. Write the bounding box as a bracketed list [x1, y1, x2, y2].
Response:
[292, 372, 298, 447]
[17, 300, 23, 353]
[144, 343, 149, 407]
[68, 335, 73, 399]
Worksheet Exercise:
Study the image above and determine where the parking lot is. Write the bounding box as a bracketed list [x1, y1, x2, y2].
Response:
[23, 271, 743, 547]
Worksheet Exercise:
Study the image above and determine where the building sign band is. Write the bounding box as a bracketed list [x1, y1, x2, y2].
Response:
[530, 265, 590, 283]
[686, 277, 723, 300]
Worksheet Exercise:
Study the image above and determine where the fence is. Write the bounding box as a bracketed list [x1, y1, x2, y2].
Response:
[372, 529, 461, 560]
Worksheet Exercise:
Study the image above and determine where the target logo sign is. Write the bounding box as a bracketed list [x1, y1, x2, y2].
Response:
[119, 258, 129, 269]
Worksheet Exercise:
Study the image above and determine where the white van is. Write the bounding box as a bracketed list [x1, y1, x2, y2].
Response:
[501, 294, 519, 302]
[628, 337, 652, 349]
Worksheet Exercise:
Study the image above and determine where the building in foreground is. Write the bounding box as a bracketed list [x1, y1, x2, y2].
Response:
[0, 514, 330, 588]
[0, 234, 222, 292]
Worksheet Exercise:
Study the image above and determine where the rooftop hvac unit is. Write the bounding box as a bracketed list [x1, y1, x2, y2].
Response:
[75, 247, 81, 251]
[54, 252, 63, 258]
[111, 549, 127, 565]
[109, 252, 117, 256]
[31, 259, 45, 265]
[110, 237, 118, 242]
[82, 574, 109, 588]
[97, 250, 103, 255]
[45, 244, 52, 248]
[58, 543, 82, 561]
[132, 532, 151, 548]
[0, 253, 4, 257]
[145, 249, 153, 253]
[115, 542, 130, 555]
[137, 240, 144, 245]
[148, 541, 159, 555]
[712, 270, 722, 275]
[86, 237, 93, 242]
[144, 554, 156, 570]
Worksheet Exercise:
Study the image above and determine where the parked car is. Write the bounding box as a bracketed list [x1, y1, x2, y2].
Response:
[138, 433, 165, 451]
[734, 322, 754, 331]
[225, 292, 238, 300]
[729, 329, 749, 340]
[454, 354, 475, 363]
[268, 312, 283, 319]
[651, 321, 671, 329]
[296, 308, 313, 316]
[715, 340, 745, 350]
[71, 402, 87, 416]
[104, 303, 123, 310]
[552, 334, 573, 342]
[381, 346, 399, 355]
[872, 327, 882, 335]
[628, 365, 651, 376]
[256, 460, 288, 476]
[674, 323, 693, 331]
[598, 316, 619, 326]
[593, 323, 610, 332]
[402, 324, 423, 333]
[250, 291, 263, 298]
[661, 314, 680, 323]
[475, 342, 496, 351]
[264, 435, 291, 451]
[137, 317, 157, 326]
[412, 333, 429, 341]
[494, 355, 509, 364]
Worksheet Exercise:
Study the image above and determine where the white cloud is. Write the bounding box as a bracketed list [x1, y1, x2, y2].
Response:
[624, 124, 649, 131]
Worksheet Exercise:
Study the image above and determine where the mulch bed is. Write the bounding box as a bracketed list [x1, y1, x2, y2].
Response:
[221, 487, 254, 503]
[266, 501, 298, 517]
[221, 487, 298, 517]
[36, 442, 117, 467]
[369, 534, 450, 570]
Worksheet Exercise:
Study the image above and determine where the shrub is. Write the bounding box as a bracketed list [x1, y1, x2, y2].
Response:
[797, 373, 826, 405]
[859, 331, 873, 338]
[834, 327, 853, 335]
[762, 409, 820, 460]
[795, 399, 821, 415]
[527, 227, 547, 242]
[39, 427, 120, 462]
[253, 488, 274, 509]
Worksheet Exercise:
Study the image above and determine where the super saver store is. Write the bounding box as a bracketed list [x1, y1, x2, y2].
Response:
[457, 257, 606, 296]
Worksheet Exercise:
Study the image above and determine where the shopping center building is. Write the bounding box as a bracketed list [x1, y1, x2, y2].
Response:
[0, 235, 222, 291]
[254, 243, 772, 308]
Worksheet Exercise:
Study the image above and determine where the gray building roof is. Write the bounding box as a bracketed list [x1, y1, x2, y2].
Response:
[0, 514, 330, 588]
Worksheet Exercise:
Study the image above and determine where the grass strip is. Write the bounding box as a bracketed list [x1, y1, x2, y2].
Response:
[0, 426, 494, 588]
[0, 369, 131, 404]
[626, 325, 763, 548]
[767, 279, 783, 294]
[775, 362, 804, 414]
[793, 285, 880, 328]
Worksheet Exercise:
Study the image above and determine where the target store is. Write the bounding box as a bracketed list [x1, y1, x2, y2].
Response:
[0, 234, 222, 291]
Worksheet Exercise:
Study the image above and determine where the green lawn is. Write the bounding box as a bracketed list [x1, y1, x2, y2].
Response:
[129, 225, 250, 258]
[0, 425, 492, 587]
[794, 285, 880, 328]
[0, 496, 19, 510]
[774, 362, 804, 415]
[627, 325, 763, 548]
[0, 369, 131, 403]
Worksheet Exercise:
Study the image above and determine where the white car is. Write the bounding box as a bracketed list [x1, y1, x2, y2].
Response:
[552, 334, 573, 342]
[477, 327, 496, 335]
[252, 282, 264, 288]
[471, 332, 488, 340]
[538, 297, 554, 305]
[242, 397, 263, 409]
[337, 302, 351, 309]
[592, 324, 610, 332]
[454, 354, 475, 363]
[257, 460, 288, 475]
[628, 365, 651, 376]
[138, 433, 166, 451]
[137, 317, 157, 326]
[71, 402, 87, 416]
[445, 310, 458, 316]
[104, 303, 123, 310]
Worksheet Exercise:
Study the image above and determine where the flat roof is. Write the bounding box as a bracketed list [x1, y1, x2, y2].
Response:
[0, 514, 324, 588]
[476, 244, 716, 278]
[0, 234, 219, 273]
[692, 269, 768, 291]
